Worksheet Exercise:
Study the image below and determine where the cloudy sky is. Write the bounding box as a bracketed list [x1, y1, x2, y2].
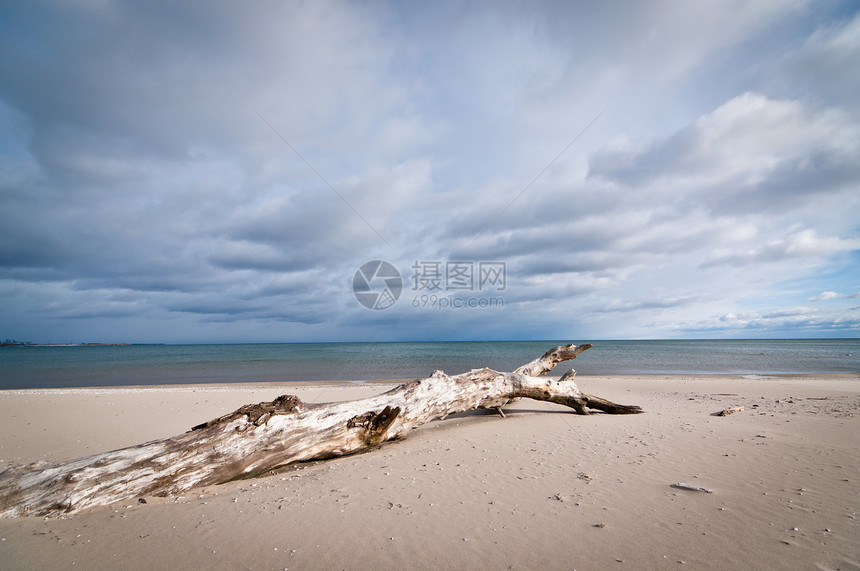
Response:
[1, 0, 858, 343]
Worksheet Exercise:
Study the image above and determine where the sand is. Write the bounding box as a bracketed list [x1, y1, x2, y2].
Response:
[0, 375, 857, 570]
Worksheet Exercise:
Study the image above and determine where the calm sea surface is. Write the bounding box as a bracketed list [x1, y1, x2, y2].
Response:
[0, 339, 857, 390]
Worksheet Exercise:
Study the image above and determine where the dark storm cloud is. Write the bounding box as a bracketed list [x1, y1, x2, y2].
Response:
[0, 1, 858, 342]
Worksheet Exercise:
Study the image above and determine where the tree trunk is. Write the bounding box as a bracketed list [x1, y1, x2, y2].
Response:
[0, 343, 641, 517]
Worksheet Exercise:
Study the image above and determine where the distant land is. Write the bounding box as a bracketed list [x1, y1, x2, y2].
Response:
[1, 341, 132, 347]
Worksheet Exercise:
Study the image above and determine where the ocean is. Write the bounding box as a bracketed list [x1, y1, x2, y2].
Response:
[0, 339, 857, 390]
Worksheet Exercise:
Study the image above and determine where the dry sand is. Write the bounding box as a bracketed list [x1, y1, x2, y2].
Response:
[0, 375, 857, 570]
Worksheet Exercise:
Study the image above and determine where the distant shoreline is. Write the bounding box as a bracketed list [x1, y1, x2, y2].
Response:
[0, 342, 133, 347]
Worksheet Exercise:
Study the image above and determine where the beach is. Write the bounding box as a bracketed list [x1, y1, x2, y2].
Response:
[0, 375, 857, 570]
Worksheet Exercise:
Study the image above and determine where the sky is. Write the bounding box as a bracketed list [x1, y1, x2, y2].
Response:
[1, 0, 859, 343]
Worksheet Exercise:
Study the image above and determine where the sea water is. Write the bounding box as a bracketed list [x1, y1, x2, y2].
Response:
[0, 339, 857, 390]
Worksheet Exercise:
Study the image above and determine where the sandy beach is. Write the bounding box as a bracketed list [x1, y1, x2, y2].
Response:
[0, 375, 857, 570]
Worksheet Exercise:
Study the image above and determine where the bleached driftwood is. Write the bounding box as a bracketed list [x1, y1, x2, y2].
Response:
[716, 406, 744, 416]
[671, 483, 714, 493]
[0, 343, 641, 517]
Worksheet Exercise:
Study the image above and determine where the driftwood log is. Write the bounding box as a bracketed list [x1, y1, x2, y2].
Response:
[716, 406, 744, 416]
[0, 343, 641, 517]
